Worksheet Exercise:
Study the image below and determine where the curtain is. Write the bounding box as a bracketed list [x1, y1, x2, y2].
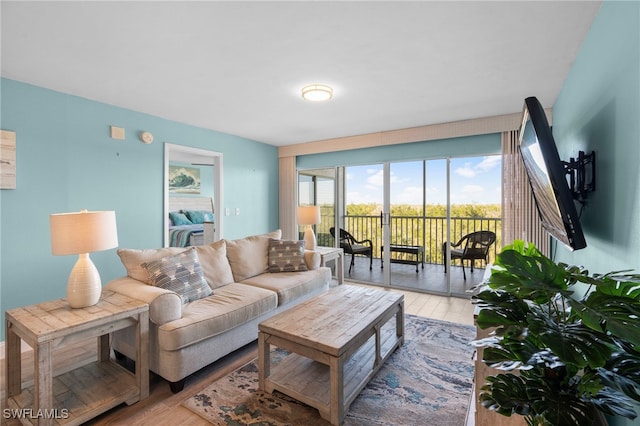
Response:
[501, 130, 550, 256]
[279, 156, 297, 240]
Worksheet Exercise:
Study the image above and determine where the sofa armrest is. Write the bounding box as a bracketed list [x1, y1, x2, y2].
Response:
[304, 250, 321, 270]
[104, 277, 182, 325]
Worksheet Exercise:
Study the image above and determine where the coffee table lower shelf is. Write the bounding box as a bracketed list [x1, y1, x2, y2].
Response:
[7, 361, 139, 426]
[262, 315, 402, 424]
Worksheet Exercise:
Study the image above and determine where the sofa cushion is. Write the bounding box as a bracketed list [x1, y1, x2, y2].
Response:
[268, 239, 308, 273]
[240, 267, 330, 306]
[195, 240, 234, 289]
[157, 283, 277, 351]
[226, 229, 281, 281]
[141, 247, 212, 304]
[118, 247, 185, 284]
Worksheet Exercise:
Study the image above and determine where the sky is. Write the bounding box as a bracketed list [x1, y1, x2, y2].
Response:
[344, 155, 502, 205]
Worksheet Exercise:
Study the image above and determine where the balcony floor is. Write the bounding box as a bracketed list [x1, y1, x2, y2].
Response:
[334, 255, 487, 298]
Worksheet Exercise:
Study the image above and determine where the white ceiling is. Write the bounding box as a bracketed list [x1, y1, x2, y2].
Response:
[1, 1, 601, 147]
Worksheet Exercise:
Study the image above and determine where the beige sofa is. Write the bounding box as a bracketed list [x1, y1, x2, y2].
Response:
[104, 230, 331, 392]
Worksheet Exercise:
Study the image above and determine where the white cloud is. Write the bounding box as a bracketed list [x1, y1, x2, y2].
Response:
[367, 169, 404, 187]
[367, 170, 383, 186]
[477, 156, 501, 172]
[455, 163, 476, 178]
[455, 156, 501, 178]
[393, 186, 423, 204]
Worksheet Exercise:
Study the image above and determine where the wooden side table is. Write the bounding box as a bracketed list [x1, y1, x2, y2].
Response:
[4, 291, 149, 425]
[316, 246, 344, 284]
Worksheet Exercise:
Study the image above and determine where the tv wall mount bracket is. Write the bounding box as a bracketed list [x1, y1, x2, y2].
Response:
[564, 150, 596, 203]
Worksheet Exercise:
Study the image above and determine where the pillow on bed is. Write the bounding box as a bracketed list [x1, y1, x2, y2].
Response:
[184, 210, 214, 224]
[169, 211, 192, 226]
[141, 247, 212, 303]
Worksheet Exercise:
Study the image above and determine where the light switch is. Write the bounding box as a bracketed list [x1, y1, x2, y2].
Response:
[235, 208, 240, 216]
[225, 208, 230, 216]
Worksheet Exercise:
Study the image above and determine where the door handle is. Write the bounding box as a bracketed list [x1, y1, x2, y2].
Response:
[381, 212, 390, 226]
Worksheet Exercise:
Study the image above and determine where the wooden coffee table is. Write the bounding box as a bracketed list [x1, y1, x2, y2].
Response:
[258, 285, 404, 425]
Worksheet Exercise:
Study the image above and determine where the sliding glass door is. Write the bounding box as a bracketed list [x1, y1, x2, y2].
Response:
[299, 154, 501, 297]
[298, 168, 336, 246]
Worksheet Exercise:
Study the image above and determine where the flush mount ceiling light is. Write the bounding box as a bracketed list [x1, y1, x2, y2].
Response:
[301, 84, 333, 102]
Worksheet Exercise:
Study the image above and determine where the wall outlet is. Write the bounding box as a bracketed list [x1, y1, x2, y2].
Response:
[235, 208, 240, 216]
[225, 208, 230, 216]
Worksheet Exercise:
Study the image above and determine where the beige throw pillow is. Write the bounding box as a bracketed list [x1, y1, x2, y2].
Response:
[226, 229, 282, 281]
[195, 240, 235, 288]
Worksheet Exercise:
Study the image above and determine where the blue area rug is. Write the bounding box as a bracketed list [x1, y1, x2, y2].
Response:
[183, 315, 475, 425]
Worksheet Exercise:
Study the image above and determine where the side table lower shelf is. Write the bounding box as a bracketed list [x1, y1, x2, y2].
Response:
[7, 361, 139, 426]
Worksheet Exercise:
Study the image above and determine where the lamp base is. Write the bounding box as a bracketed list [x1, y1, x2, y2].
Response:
[67, 253, 102, 308]
[304, 225, 317, 250]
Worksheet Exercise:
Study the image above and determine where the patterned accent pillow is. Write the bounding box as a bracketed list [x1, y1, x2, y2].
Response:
[268, 239, 308, 273]
[141, 247, 212, 303]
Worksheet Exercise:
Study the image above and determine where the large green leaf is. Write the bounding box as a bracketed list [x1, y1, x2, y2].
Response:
[598, 352, 640, 403]
[490, 248, 572, 303]
[571, 291, 640, 347]
[474, 289, 530, 329]
[527, 382, 607, 426]
[480, 373, 531, 417]
[587, 388, 639, 419]
[481, 334, 540, 369]
[527, 308, 612, 368]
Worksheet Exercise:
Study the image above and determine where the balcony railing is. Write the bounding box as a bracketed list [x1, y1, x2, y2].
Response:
[315, 215, 502, 265]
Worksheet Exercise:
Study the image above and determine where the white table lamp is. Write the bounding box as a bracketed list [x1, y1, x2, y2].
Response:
[297, 206, 321, 250]
[50, 210, 118, 308]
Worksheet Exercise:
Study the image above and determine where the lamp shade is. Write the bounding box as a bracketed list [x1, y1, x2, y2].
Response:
[50, 210, 118, 255]
[50, 210, 118, 308]
[297, 206, 321, 226]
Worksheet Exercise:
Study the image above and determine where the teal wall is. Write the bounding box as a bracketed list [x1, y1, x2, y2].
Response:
[552, 2, 640, 425]
[0, 78, 279, 340]
[552, 0, 640, 275]
[297, 133, 501, 169]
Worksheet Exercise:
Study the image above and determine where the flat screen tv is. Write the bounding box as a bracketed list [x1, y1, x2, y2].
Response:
[518, 96, 587, 250]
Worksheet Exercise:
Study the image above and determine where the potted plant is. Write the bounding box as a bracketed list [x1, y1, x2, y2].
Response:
[472, 240, 640, 426]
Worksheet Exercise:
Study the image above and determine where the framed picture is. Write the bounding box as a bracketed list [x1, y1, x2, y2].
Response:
[169, 165, 201, 194]
[1, 130, 16, 190]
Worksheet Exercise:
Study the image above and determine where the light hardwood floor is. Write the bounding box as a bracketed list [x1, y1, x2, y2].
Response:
[0, 284, 476, 426]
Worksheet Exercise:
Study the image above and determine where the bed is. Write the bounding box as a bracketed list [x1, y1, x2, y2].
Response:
[168, 197, 215, 247]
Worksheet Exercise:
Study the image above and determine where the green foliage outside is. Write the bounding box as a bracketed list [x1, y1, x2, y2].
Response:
[314, 203, 502, 265]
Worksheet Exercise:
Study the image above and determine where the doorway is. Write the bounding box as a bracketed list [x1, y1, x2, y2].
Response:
[163, 143, 223, 246]
[335, 155, 501, 296]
